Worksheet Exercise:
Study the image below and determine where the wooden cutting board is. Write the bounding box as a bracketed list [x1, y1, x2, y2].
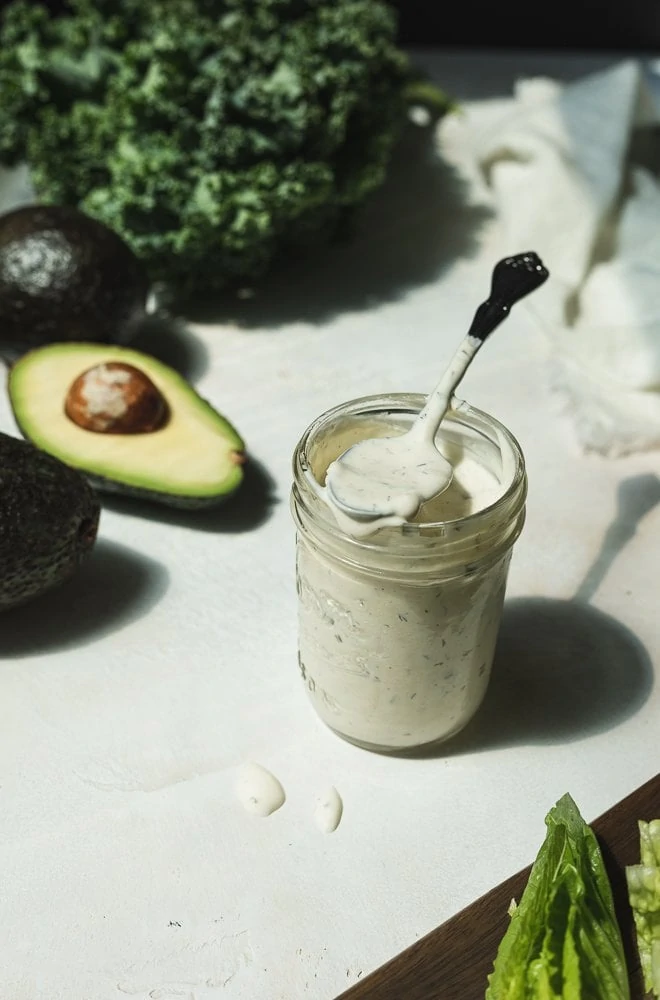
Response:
[338, 773, 660, 1000]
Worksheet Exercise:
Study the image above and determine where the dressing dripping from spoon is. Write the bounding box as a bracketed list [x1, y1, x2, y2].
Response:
[323, 252, 549, 535]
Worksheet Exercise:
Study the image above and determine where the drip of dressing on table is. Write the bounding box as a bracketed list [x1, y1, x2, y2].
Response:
[235, 762, 285, 817]
[313, 787, 343, 833]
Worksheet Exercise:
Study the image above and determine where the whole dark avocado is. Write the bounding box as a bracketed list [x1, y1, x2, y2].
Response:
[0, 204, 149, 361]
[0, 431, 100, 610]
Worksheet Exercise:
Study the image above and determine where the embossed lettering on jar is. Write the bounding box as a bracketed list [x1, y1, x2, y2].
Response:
[290, 394, 527, 753]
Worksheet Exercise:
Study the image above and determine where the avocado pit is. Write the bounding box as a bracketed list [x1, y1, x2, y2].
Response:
[65, 362, 168, 434]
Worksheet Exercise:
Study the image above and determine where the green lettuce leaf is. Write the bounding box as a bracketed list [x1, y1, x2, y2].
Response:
[486, 793, 630, 1000]
[626, 819, 660, 996]
[640, 820, 660, 868]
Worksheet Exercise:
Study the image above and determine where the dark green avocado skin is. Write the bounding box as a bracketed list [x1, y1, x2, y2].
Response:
[0, 432, 100, 610]
[83, 470, 240, 510]
[0, 204, 149, 362]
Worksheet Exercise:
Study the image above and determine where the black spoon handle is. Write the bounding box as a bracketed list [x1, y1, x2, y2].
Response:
[468, 251, 549, 342]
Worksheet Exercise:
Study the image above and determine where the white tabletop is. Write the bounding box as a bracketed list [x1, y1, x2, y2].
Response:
[1, 49, 658, 1000]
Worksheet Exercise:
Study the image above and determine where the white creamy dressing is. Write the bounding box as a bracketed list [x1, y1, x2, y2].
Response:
[313, 787, 343, 834]
[324, 335, 482, 536]
[296, 410, 518, 750]
[295, 257, 541, 748]
[234, 762, 285, 817]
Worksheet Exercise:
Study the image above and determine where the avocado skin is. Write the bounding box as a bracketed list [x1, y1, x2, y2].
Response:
[0, 204, 149, 362]
[0, 432, 100, 610]
[84, 469, 239, 510]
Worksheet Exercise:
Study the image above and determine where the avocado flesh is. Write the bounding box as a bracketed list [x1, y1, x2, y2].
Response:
[8, 344, 245, 509]
[0, 431, 100, 610]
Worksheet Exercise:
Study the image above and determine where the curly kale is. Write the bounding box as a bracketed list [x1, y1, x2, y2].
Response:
[0, 0, 412, 299]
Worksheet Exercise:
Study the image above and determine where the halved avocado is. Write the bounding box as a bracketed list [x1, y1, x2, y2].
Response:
[8, 343, 245, 510]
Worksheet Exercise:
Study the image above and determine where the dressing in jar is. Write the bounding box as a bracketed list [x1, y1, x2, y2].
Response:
[290, 393, 526, 753]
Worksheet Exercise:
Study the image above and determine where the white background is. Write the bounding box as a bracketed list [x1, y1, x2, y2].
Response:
[0, 51, 657, 1000]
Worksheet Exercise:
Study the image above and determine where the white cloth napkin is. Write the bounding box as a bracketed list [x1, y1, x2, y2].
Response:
[437, 60, 660, 456]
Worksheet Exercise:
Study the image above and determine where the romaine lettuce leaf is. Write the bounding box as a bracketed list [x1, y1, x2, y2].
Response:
[640, 820, 660, 868]
[486, 793, 629, 1000]
[626, 819, 660, 996]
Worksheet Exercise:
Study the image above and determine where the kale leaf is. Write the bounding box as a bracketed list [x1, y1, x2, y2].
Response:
[0, 0, 415, 300]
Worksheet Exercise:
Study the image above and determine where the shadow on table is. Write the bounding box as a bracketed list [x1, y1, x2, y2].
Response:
[131, 311, 211, 384]
[179, 122, 491, 328]
[0, 539, 169, 657]
[441, 597, 653, 756]
[99, 456, 278, 533]
[408, 470, 659, 758]
[573, 472, 660, 603]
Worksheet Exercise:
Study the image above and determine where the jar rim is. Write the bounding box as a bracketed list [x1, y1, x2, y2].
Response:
[293, 392, 526, 548]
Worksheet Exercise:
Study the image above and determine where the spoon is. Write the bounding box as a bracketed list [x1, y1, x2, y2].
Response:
[325, 252, 549, 524]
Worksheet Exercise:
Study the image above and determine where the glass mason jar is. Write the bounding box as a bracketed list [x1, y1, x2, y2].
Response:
[290, 393, 527, 754]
